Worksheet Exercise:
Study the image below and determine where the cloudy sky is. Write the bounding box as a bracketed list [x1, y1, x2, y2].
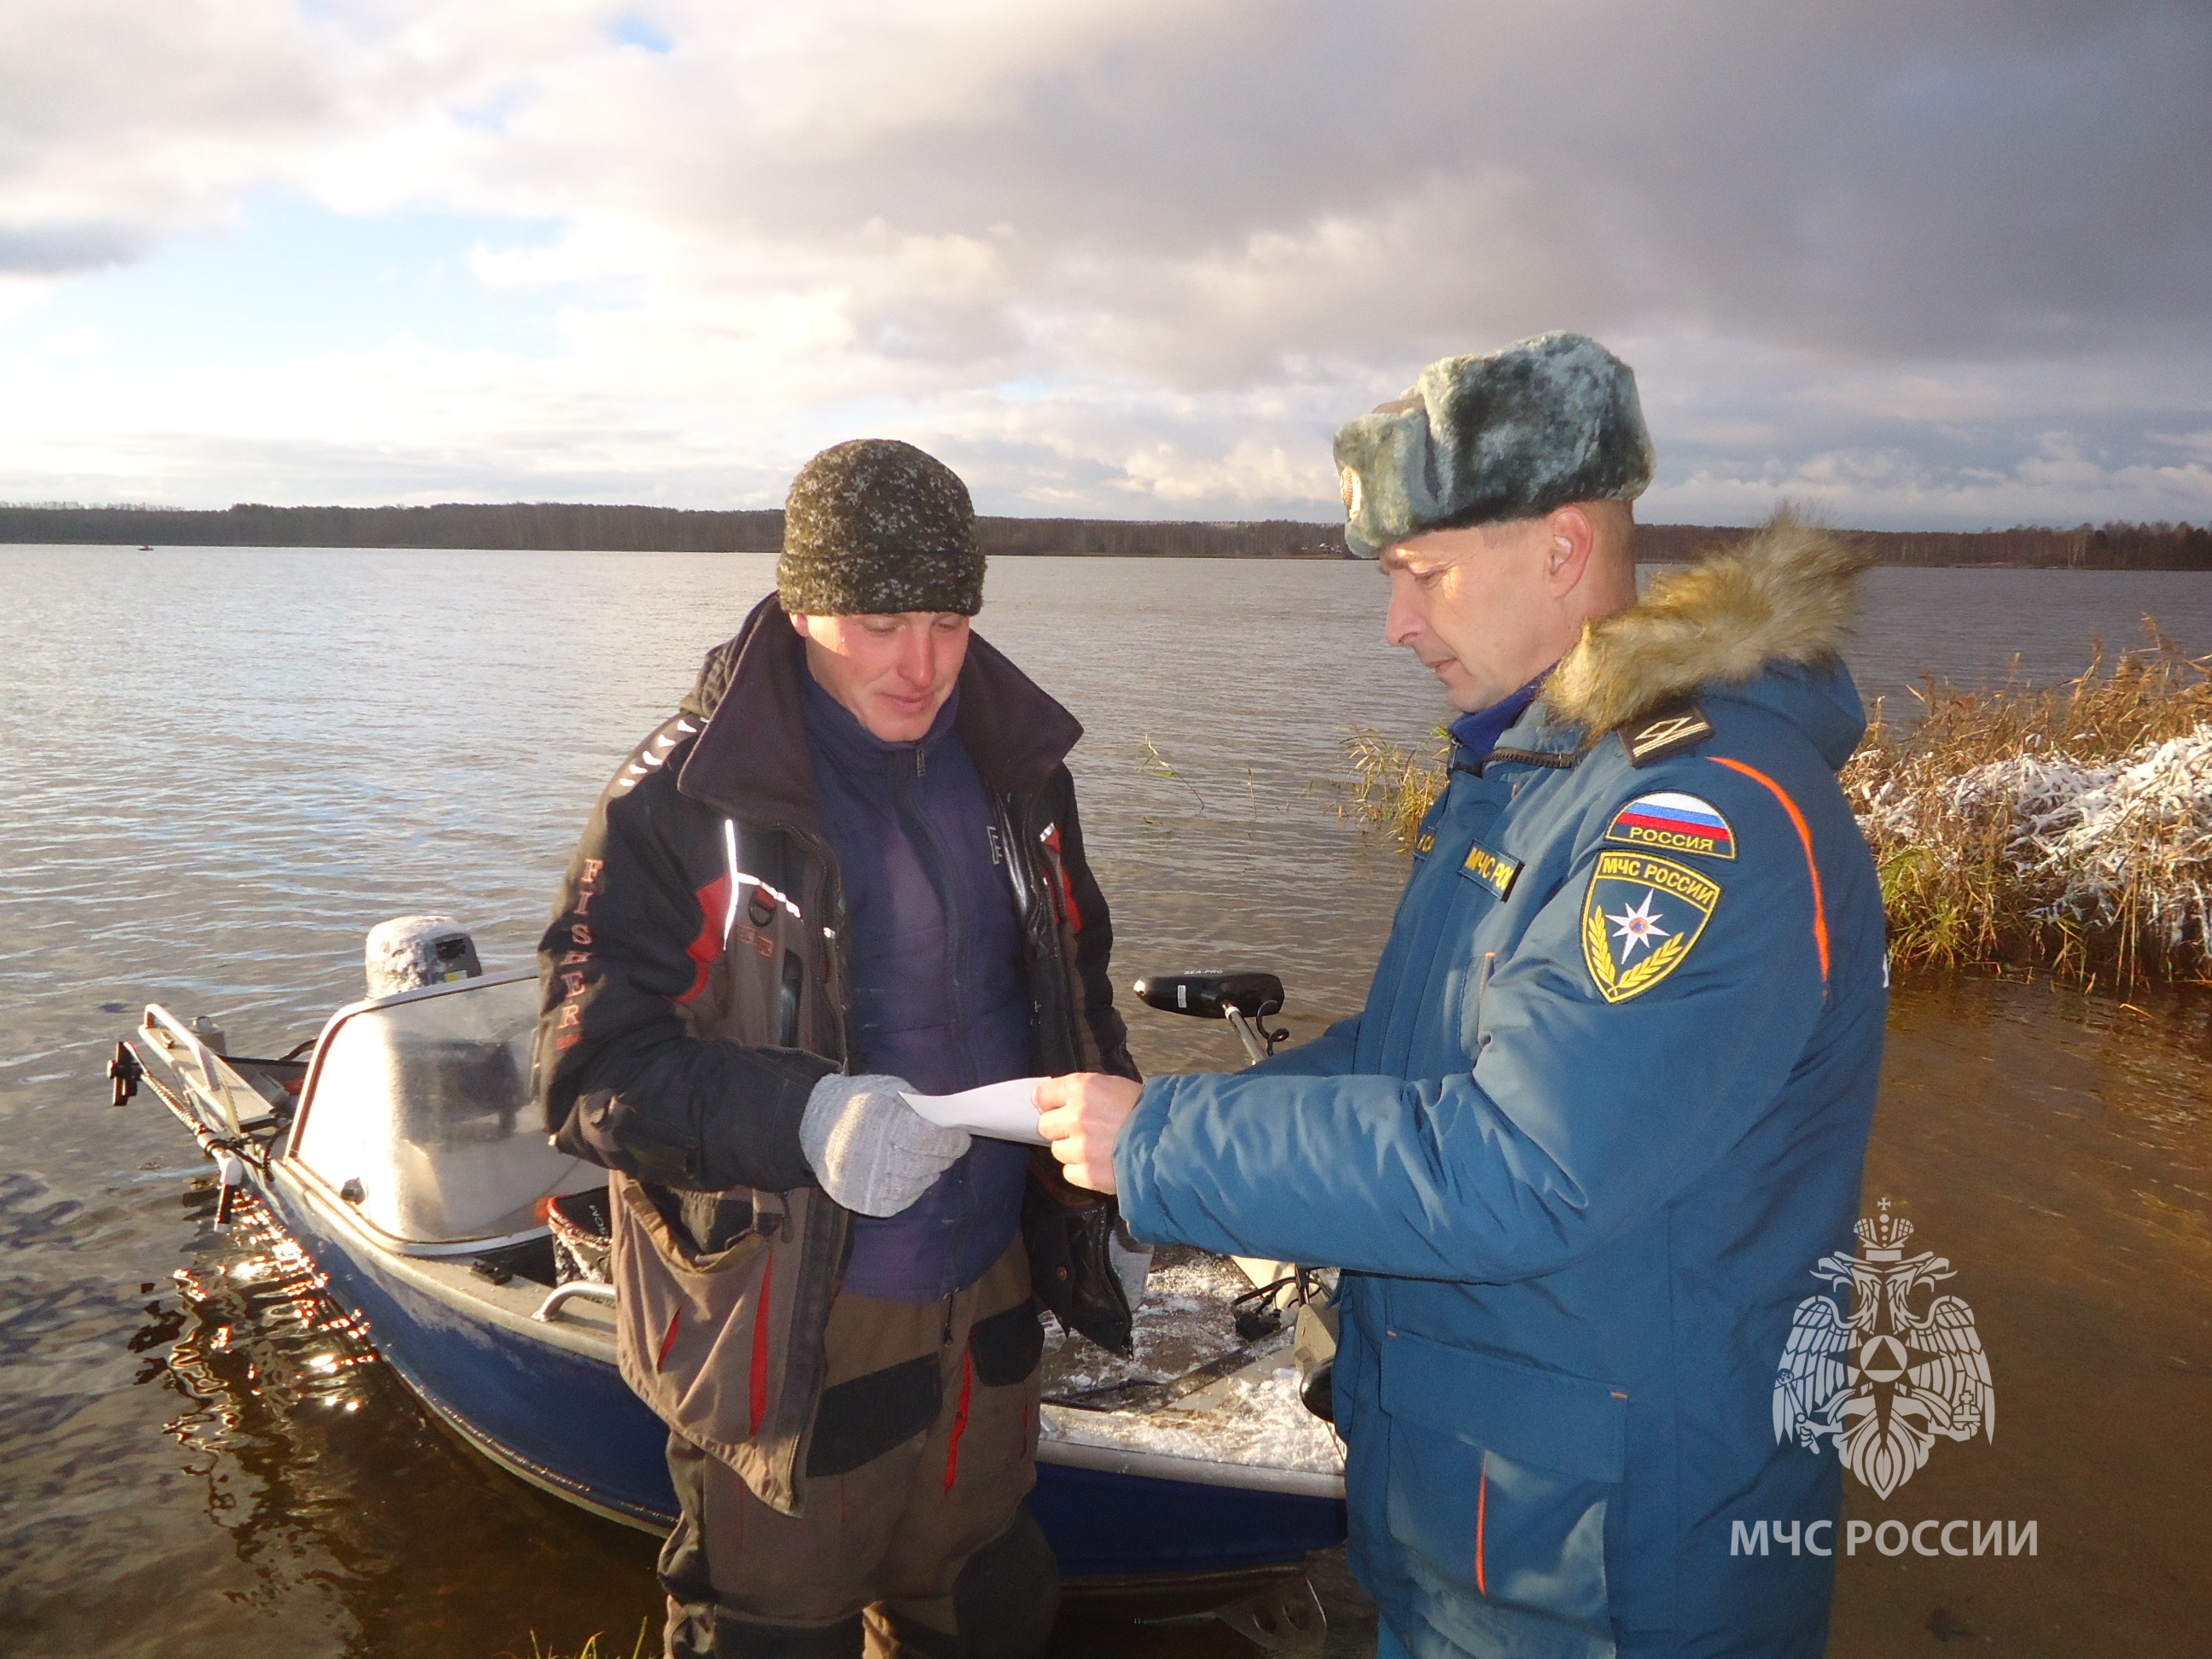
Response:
[3, 0, 2207, 529]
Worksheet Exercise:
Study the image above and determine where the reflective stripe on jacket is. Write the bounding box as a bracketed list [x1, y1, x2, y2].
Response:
[533, 593, 1137, 1513]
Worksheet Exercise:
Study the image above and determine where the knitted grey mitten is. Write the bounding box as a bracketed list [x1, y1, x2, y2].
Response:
[799, 1073, 971, 1218]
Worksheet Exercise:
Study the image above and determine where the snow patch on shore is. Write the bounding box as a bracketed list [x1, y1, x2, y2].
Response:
[1857, 722, 2212, 958]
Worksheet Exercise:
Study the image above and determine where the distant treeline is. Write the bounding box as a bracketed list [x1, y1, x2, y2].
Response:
[0, 501, 785, 553]
[1637, 520, 2212, 570]
[0, 500, 1345, 558]
[3, 501, 2208, 568]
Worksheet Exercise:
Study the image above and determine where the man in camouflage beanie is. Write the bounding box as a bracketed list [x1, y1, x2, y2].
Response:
[537, 437, 1139, 1656]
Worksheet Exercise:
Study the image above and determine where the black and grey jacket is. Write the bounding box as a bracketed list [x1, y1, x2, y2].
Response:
[533, 592, 1138, 1513]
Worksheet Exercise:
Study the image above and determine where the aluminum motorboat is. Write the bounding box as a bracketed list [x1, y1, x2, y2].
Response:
[111, 949, 1345, 1646]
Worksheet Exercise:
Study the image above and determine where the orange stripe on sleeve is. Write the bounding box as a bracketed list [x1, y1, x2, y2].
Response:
[1708, 755, 1830, 987]
[1475, 1466, 1489, 1596]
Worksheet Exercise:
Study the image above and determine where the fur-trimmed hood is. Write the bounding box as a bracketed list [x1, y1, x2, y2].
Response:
[1545, 511, 1869, 740]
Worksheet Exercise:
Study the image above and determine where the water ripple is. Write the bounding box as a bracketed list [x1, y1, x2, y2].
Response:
[8, 548, 2212, 1652]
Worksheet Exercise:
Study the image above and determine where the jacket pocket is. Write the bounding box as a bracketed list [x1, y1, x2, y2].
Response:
[608, 1171, 793, 1494]
[969, 1295, 1045, 1387]
[1378, 1331, 1624, 1656]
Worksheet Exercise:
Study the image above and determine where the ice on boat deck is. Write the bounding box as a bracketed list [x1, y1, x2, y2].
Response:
[1039, 1245, 1344, 1480]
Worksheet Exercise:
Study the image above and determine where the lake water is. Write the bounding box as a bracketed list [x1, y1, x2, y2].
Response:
[3, 548, 2210, 1656]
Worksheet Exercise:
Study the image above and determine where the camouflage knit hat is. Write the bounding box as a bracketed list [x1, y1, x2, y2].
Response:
[775, 439, 984, 616]
[1333, 332, 1655, 558]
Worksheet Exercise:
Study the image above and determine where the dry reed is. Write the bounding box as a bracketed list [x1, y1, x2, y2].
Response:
[1338, 624, 2212, 984]
[1340, 726, 1450, 849]
[1844, 626, 2212, 984]
[521, 1620, 651, 1659]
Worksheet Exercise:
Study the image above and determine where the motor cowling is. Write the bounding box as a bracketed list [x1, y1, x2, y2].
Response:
[365, 915, 483, 999]
[1131, 971, 1284, 1022]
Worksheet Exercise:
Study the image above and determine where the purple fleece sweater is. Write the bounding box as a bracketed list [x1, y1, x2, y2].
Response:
[800, 671, 1033, 1301]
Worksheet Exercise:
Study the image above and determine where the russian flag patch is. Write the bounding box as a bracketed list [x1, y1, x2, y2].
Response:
[1604, 792, 1736, 860]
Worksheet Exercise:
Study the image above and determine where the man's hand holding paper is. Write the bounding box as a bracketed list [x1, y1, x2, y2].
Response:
[1033, 1073, 1141, 1195]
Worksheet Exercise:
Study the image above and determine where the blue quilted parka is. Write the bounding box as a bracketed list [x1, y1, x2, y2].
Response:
[1115, 525, 1888, 1659]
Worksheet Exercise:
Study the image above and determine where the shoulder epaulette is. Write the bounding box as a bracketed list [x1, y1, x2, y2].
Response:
[1619, 697, 1714, 768]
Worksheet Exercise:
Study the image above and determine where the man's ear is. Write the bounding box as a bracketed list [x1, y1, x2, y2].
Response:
[1543, 504, 1598, 595]
[789, 610, 812, 636]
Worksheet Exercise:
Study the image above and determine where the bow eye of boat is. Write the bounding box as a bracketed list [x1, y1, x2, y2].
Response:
[533, 1281, 618, 1323]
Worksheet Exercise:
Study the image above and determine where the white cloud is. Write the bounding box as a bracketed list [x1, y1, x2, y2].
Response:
[36, 327, 103, 360]
[0, 0, 2207, 526]
[0, 0, 332, 271]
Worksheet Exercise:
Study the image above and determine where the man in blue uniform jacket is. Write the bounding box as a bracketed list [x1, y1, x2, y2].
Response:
[1039, 333, 1887, 1658]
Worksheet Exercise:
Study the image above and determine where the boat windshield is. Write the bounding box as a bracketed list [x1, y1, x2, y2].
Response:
[291, 973, 601, 1247]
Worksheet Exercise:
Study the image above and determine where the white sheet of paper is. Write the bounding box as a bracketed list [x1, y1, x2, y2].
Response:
[900, 1078, 1049, 1145]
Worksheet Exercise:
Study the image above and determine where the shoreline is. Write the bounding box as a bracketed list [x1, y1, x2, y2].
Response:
[3, 505, 2207, 569]
[7, 542, 2210, 571]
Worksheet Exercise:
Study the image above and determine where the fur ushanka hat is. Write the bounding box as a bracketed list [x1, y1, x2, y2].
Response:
[776, 439, 984, 616]
[1332, 332, 1655, 557]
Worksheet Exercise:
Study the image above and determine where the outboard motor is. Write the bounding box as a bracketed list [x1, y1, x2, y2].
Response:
[1132, 971, 1289, 1065]
[365, 915, 483, 999]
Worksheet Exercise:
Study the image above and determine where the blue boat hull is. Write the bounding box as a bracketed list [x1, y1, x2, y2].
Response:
[270, 1179, 1348, 1581]
[1028, 1463, 1349, 1580]
[282, 1178, 681, 1525]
